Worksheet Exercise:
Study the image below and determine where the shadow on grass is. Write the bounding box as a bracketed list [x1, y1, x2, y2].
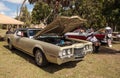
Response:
[0, 37, 4, 41]
[3, 45, 79, 73]
[97, 46, 120, 54]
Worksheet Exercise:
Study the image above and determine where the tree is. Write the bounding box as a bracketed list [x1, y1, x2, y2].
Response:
[20, 5, 32, 27]
[28, 0, 120, 31]
[18, 0, 27, 21]
[68, 0, 105, 29]
[102, 0, 120, 31]
[29, 0, 105, 29]
[29, 0, 73, 18]
[31, 2, 51, 24]
[29, 0, 77, 24]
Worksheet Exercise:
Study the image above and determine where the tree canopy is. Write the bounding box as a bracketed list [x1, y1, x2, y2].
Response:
[31, 2, 51, 24]
[29, 0, 120, 31]
[22, 6, 31, 27]
[17, 5, 31, 27]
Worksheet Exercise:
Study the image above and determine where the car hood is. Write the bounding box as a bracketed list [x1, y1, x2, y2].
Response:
[34, 16, 86, 38]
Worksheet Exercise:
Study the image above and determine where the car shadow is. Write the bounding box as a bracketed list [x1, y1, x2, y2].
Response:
[4, 45, 36, 64]
[42, 61, 80, 73]
[3, 45, 80, 73]
[97, 46, 120, 54]
[0, 37, 4, 41]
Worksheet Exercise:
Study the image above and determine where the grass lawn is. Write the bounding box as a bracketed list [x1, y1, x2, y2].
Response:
[0, 29, 120, 78]
[0, 29, 7, 37]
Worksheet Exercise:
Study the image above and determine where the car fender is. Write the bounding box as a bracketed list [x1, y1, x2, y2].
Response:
[33, 44, 45, 55]
[33, 44, 56, 63]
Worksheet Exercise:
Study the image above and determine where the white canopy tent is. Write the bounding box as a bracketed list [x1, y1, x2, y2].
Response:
[0, 14, 24, 25]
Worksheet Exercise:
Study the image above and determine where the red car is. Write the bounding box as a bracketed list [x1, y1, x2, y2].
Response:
[65, 30, 107, 43]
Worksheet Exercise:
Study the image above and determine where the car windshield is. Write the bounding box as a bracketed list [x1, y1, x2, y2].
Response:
[29, 30, 40, 36]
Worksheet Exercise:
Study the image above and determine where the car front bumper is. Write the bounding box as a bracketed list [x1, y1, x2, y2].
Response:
[56, 48, 93, 65]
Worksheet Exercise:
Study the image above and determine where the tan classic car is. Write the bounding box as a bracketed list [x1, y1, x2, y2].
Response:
[6, 16, 93, 66]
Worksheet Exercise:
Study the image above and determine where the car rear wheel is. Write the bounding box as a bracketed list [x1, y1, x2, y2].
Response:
[8, 41, 14, 50]
[35, 49, 48, 67]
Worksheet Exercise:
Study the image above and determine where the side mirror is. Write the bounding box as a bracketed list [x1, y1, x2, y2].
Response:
[17, 31, 23, 37]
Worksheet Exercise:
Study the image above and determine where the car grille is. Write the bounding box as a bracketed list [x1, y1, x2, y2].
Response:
[74, 48, 83, 55]
[74, 48, 85, 58]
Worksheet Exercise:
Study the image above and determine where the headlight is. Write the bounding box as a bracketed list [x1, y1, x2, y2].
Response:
[86, 45, 89, 49]
[84, 45, 90, 50]
[59, 49, 72, 58]
[67, 49, 71, 55]
[84, 47, 86, 50]
[62, 50, 66, 56]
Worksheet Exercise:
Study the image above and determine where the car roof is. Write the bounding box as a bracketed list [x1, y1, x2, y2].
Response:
[17, 28, 42, 31]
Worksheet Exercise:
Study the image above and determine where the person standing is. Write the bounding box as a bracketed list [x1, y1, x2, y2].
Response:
[105, 26, 112, 47]
[6, 28, 12, 34]
[87, 34, 100, 53]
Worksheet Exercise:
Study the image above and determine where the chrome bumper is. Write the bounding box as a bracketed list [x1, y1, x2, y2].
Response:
[57, 48, 93, 65]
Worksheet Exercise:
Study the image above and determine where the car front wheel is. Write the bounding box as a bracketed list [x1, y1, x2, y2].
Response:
[35, 49, 48, 67]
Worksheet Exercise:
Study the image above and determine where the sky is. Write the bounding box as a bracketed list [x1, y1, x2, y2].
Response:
[0, 0, 33, 18]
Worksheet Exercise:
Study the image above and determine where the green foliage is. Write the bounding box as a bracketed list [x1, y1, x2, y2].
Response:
[20, 5, 31, 27]
[73, 0, 105, 29]
[102, 0, 120, 31]
[31, 2, 51, 24]
[29, 0, 120, 31]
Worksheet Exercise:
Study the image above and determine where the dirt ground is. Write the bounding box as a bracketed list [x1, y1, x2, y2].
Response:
[0, 29, 120, 78]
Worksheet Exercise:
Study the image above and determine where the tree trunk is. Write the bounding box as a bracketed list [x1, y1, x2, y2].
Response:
[114, 25, 117, 32]
[18, 0, 27, 21]
[17, 0, 26, 28]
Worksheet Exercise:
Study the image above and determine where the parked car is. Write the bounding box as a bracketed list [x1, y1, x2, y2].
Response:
[112, 32, 120, 41]
[5, 16, 93, 66]
[65, 29, 107, 43]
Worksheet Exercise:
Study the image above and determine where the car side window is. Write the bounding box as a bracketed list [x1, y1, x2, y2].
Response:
[23, 31, 28, 37]
[16, 30, 28, 37]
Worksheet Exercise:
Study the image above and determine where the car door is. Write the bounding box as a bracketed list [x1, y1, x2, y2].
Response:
[15, 29, 35, 54]
[14, 29, 26, 49]
[18, 37, 33, 53]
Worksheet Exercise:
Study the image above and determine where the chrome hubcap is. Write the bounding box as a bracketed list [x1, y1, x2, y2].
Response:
[36, 50, 42, 65]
